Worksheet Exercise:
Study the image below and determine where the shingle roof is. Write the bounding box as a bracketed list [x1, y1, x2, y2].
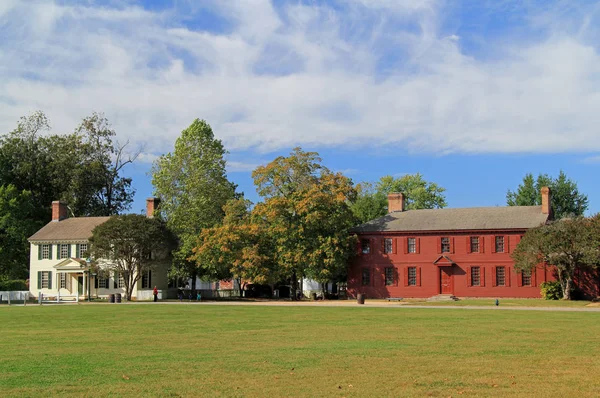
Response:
[29, 217, 111, 241]
[353, 206, 549, 233]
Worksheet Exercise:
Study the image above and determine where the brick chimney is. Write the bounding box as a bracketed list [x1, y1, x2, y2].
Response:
[388, 192, 405, 213]
[146, 197, 160, 218]
[541, 186, 551, 215]
[52, 201, 68, 222]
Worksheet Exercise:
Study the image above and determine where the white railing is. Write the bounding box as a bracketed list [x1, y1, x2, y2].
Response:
[0, 291, 29, 305]
[37, 291, 80, 304]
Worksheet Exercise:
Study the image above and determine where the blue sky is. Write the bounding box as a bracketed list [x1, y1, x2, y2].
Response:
[2, 0, 600, 214]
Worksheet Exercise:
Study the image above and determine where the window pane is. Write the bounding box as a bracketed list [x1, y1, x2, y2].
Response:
[496, 267, 505, 286]
[41, 271, 50, 288]
[470, 237, 479, 253]
[441, 237, 450, 253]
[408, 267, 417, 286]
[385, 268, 394, 286]
[60, 244, 69, 259]
[408, 238, 416, 253]
[384, 239, 393, 254]
[361, 268, 370, 286]
[522, 269, 531, 286]
[80, 244, 88, 257]
[471, 267, 480, 286]
[59, 273, 66, 289]
[495, 236, 505, 253]
[361, 239, 370, 254]
[42, 245, 50, 259]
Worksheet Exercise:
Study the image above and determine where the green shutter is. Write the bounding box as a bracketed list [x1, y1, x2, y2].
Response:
[94, 276, 98, 289]
[38, 245, 42, 260]
[149, 270, 152, 289]
[114, 272, 118, 289]
[105, 278, 110, 288]
[48, 245, 53, 260]
[67, 244, 72, 258]
[48, 271, 52, 289]
[76, 244, 80, 258]
[37, 271, 42, 289]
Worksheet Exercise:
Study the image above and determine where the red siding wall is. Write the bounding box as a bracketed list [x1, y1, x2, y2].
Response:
[347, 232, 568, 299]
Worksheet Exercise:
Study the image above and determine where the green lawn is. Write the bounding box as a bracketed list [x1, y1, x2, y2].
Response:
[397, 298, 595, 307]
[1, 304, 600, 397]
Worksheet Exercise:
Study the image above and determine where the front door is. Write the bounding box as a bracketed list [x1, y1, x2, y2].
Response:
[77, 276, 84, 295]
[440, 267, 452, 294]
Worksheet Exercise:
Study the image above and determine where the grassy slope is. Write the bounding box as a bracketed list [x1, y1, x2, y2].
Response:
[1, 304, 600, 397]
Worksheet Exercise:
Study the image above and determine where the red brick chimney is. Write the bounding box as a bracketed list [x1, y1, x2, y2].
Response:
[541, 186, 551, 215]
[52, 201, 68, 222]
[388, 193, 405, 213]
[146, 197, 160, 218]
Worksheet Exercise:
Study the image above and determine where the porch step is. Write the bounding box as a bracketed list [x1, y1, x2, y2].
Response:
[427, 294, 459, 302]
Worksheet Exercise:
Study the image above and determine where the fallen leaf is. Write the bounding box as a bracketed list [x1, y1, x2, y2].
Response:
[493, 384, 498, 388]
[291, 367, 294, 371]
[122, 375, 130, 380]
[458, 391, 465, 395]
[348, 385, 353, 388]
[338, 386, 342, 389]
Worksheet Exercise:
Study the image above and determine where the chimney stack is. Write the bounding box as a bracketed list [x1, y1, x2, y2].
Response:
[541, 186, 551, 215]
[52, 201, 68, 222]
[387, 192, 405, 213]
[146, 197, 160, 218]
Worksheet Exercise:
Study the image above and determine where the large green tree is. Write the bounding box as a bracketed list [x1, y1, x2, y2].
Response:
[151, 119, 236, 289]
[506, 171, 588, 219]
[351, 173, 447, 224]
[252, 147, 358, 298]
[512, 217, 599, 300]
[0, 185, 41, 279]
[89, 214, 175, 300]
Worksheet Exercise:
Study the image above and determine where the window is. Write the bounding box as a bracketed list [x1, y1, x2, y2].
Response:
[471, 266, 481, 286]
[384, 238, 393, 254]
[79, 243, 88, 258]
[41, 244, 50, 260]
[407, 238, 416, 253]
[59, 244, 70, 259]
[41, 271, 50, 288]
[495, 267, 506, 286]
[361, 268, 370, 286]
[407, 267, 417, 286]
[141, 270, 152, 289]
[59, 273, 67, 289]
[441, 237, 450, 253]
[521, 269, 531, 286]
[385, 267, 394, 286]
[118, 273, 125, 288]
[97, 277, 107, 289]
[495, 236, 505, 253]
[470, 237, 480, 253]
[361, 239, 371, 254]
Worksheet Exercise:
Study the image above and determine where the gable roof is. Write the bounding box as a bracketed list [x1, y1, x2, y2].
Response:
[29, 217, 111, 242]
[353, 206, 548, 233]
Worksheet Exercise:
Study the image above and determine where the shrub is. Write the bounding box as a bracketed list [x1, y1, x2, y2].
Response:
[0, 279, 28, 291]
[540, 281, 562, 300]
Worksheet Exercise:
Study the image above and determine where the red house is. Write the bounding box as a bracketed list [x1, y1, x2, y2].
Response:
[348, 187, 599, 299]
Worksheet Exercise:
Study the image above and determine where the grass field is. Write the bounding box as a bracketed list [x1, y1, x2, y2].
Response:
[1, 303, 600, 397]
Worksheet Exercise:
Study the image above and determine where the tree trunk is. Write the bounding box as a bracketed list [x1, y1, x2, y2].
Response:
[291, 271, 298, 301]
[562, 277, 572, 300]
[191, 270, 197, 296]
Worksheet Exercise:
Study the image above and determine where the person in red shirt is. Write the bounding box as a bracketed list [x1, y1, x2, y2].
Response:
[153, 286, 158, 302]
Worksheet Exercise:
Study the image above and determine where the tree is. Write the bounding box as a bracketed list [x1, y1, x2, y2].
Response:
[507, 171, 588, 219]
[252, 147, 358, 298]
[89, 214, 174, 300]
[0, 185, 41, 279]
[512, 217, 598, 300]
[351, 173, 447, 224]
[151, 119, 237, 288]
[192, 199, 276, 296]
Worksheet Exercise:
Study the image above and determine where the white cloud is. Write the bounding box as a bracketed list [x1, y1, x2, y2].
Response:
[1, 0, 600, 159]
[226, 160, 262, 173]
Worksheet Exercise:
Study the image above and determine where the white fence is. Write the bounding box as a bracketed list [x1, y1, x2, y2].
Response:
[0, 291, 29, 305]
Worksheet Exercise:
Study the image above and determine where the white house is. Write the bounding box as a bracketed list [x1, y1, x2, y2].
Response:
[28, 198, 169, 300]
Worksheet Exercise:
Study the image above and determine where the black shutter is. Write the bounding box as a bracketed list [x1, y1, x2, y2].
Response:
[37, 271, 42, 289]
[94, 276, 98, 289]
[114, 272, 118, 288]
[75, 244, 80, 258]
[148, 271, 152, 289]
[38, 245, 42, 260]
[67, 244, 72, 258]
[48, 271, 52, 289]
[48, 245, 53, 260]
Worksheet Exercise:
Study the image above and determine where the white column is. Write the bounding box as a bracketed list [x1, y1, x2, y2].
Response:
[83, 273, 87, 300]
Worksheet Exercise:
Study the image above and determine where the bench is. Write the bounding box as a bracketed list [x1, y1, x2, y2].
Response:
[386, 297, 403, 302]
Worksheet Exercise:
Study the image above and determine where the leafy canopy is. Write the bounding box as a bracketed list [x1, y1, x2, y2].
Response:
[351, 173, 447, 224]
[507, 171, 588, 219]
[89, 214, 174, 300]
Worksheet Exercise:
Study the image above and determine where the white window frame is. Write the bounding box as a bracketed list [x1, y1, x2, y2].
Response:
[59, 273, 67, 289]
[407, 238, 416, 253]
[98, 277, 107, 289]
[41, 244, 50, 260]
[79, 243, 88, 257]
[41, 271, 50, 288]
[118, 274, 125, 288]
[60, 244, 69, 259]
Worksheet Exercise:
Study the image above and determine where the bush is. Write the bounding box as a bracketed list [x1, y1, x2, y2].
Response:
[540, 281, 562, 300]
[0, 279, 28, 291]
